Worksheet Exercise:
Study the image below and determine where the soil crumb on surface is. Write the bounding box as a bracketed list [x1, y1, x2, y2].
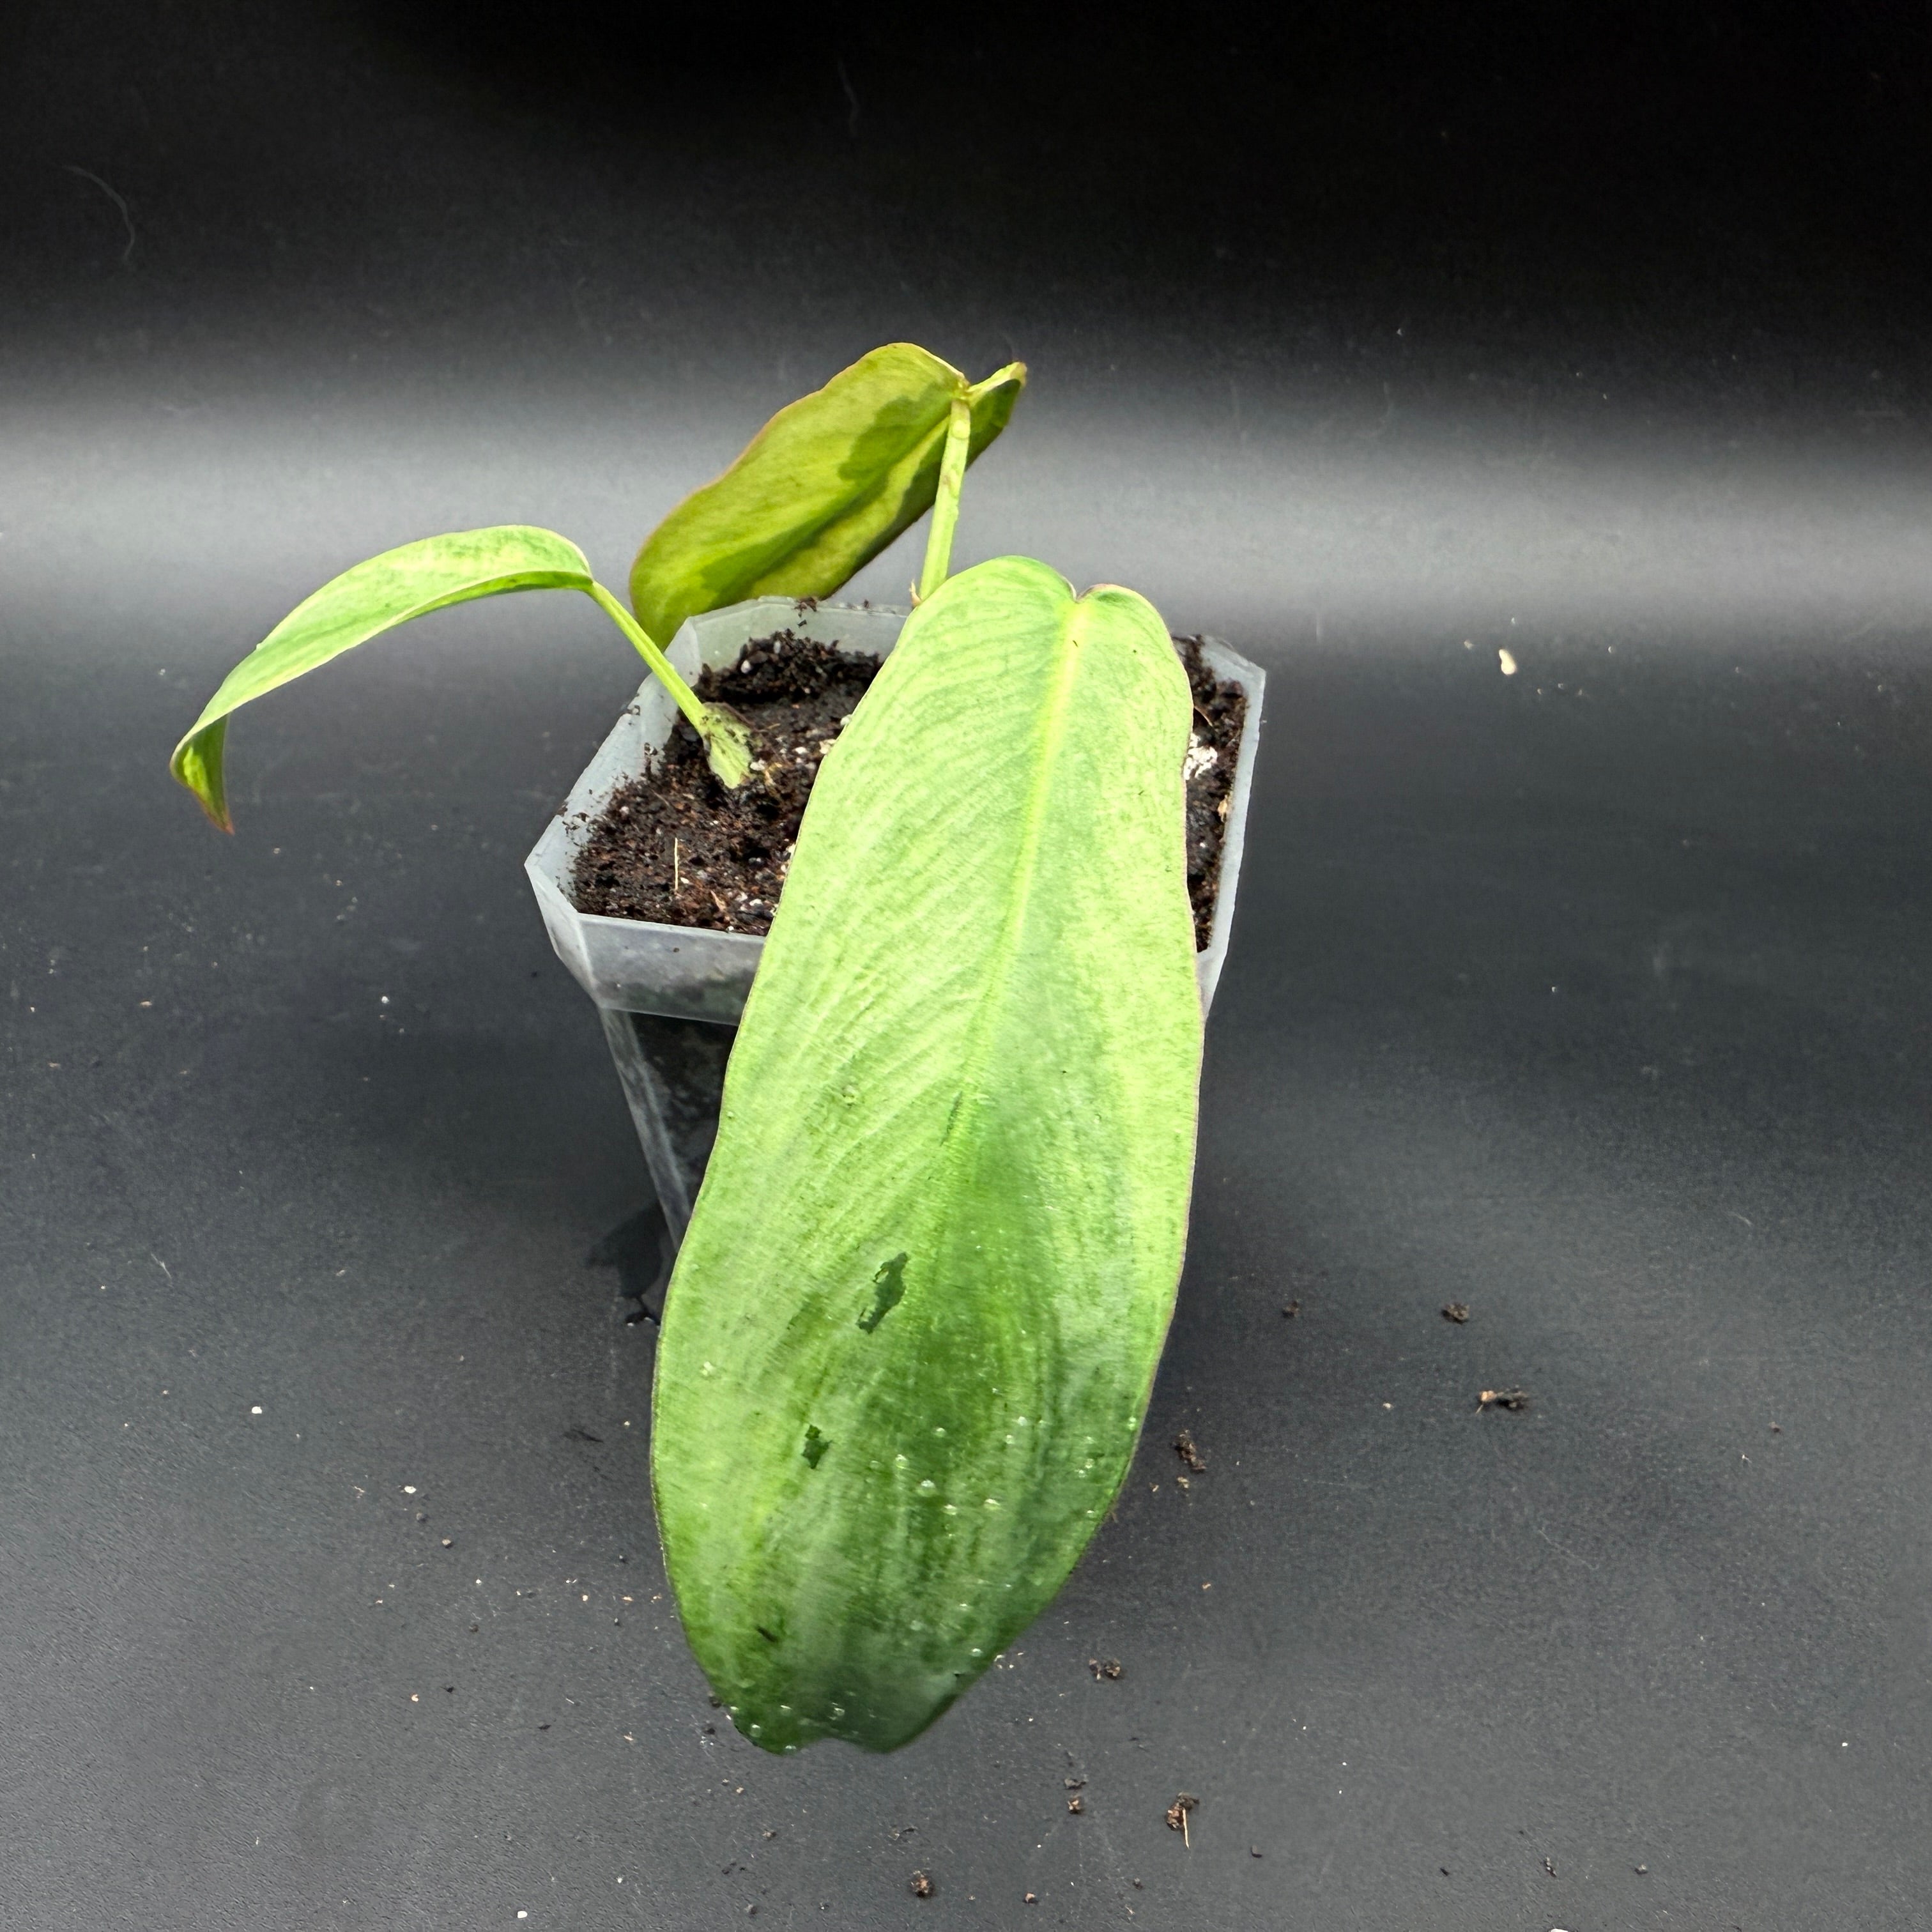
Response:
[569, 627, 1248, 944]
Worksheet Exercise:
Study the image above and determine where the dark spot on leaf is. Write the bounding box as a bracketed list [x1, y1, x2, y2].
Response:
[755, 1625, 780, 1644]
[802, 1424, 829, 1468]
[857, 1252, 909, 1332]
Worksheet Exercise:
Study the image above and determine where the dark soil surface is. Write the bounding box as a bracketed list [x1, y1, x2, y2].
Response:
[569, 627, 1248, 944]
[570, 631, 877, 935]
[1175, 634, 1248, 948]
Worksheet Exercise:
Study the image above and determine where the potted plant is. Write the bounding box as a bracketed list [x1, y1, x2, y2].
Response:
[530, 602, 1262, 1246]
[171, 344, 1265, 1755]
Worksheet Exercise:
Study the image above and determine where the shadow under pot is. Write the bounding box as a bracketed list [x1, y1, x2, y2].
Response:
[526, 596, 1265, 1247]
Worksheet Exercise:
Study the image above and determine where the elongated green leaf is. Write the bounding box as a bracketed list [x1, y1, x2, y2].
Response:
[653, 556, 1202, 1754]
[171, 526, 595, 830]
[628, 344, 1025, 648]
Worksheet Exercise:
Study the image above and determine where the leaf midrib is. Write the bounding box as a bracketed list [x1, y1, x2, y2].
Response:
[920, 594, 1087, 1291]
[767, 599, 1087, 1678]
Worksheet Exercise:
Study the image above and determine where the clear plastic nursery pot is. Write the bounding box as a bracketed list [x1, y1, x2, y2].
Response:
[525, 596, 1266, 1243]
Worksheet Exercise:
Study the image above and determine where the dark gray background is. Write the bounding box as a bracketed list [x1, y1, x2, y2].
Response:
[4, 3, 1931, 1925]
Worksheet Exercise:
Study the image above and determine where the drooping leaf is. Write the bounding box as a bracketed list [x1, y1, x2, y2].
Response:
[628, 344, 1025, 648]
[652, 556, 1202, 1754]
[171, 526, 594, 830]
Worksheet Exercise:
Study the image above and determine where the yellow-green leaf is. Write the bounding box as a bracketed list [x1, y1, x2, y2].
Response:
[652, 556, 1202, 1754]
[628, 344, 1025, 648]
[170, 526, 594, 829]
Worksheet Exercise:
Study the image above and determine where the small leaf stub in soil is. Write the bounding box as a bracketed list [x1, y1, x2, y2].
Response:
[1087, 1657, 1123, 1680]
[1441, 1301, 1471, 1323]
[1173, 1429, 1208, 1473]
[909, 1871, 933, 1899]
[1478, 1388, 1531, 1412]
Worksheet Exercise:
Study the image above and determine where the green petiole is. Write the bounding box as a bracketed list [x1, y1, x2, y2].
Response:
[917, 392, 975, 601]
[585, 580, 753, 790]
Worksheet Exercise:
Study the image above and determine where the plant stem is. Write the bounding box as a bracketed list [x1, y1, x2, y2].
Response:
[586, 580, 751, 788]
[587, 580, 709, 727]
[917, 393, 974, 601]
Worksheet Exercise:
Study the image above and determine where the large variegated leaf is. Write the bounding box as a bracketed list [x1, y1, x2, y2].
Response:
[652, 556, 1202, 1754]
[170, 526, 594, 830]
[628, 344, 1025, 648]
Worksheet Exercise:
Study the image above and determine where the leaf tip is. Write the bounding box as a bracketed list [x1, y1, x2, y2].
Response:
[970, 360, 1027, 396]
[171, 720, 234, 832]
